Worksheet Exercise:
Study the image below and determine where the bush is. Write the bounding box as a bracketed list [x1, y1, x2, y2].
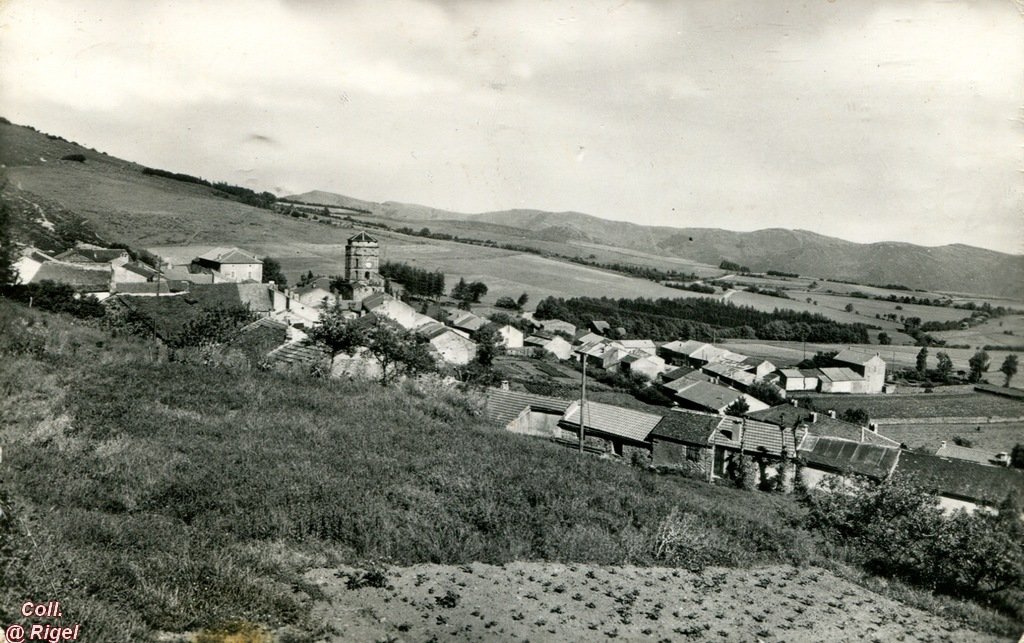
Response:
[61, 153, 86, 162]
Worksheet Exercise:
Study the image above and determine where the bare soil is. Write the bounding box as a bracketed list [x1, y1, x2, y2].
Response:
[305, 562, 1003, 642]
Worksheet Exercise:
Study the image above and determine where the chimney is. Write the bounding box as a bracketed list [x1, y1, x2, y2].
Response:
[939, 440, 947, 449]
[810, 412, 817, 423]
[791, 399, 798, 407]
[995, 452, 1009, 466]
[827, 410, 836, 419]
[500, 380, 510, 391]
[868, 422, 878, 432]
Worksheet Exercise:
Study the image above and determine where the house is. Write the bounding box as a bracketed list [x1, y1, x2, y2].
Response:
[670, 380, 769, 414]
[748, 404, 899, 448]
[417, 321, 477, 365]
[797, 436, 900, 490]
[658, 340, 744, 367]
[533, 335, 572, 360]
[778, 368, 820, 392]
[485, 387, 572, 438]
[449, 311, 486, 334]
[896, 451, 1024, 514]
[738, 357, 777, 381]
[616, 339, 658, 356]
[29, 260, 112, 294]
[363, 293, 434, 330]
[293, 277, 337, 308]
[589, 320, 611, 334]
[538, 318, 576, 337]
[496, 324, 524, 349]
[573, 331, 606, 346]
[711, 417, 803, 481]
[225, 317, 292, 365]
[193, 247, 263, 282]
[574, 339, 610, 365]
[817, 367, 869, 394]
[934, 442, 1011, 467]
[13, 247, 54, 284]
[659, 340, 710, 365]
[832, 349, 886, 394]
[113, 260, 160, 284]
[54, 243, 130, 266]
[701, 361, 757, 391]
[649, 410, 727, 476]
[620, 354, 667, 382]
[560, 400, 662, 457]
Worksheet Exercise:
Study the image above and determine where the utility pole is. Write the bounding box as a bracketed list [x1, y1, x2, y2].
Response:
[579, 354, 587, 452]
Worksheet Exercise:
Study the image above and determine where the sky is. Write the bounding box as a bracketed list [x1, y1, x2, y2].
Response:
[1, 0, 1022, 253]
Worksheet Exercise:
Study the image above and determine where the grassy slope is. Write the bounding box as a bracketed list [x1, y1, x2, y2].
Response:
[3, 302, 1018, 639]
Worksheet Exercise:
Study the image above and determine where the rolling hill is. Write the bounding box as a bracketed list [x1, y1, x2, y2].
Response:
[287, 190, 1024, 299]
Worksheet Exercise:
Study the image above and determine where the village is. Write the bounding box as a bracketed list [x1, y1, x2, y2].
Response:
[11, 231, 1023, 520]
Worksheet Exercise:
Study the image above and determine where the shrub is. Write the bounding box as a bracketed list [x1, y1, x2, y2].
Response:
[61, 153, 86, 162]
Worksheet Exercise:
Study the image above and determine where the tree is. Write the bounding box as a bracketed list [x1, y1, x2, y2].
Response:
[936, 352, 954, 383]
[308, 303, 366, 359]
[844, 303, 854, 313]
[471, 324, 500, 367]
[1011, 444, 1024, 469]
[516, 292, 529, 308]
[840, 408, 869, 426]
[748, 381, 785, 406]
[365, 319, 435, 385]
[1000, 354, 1019, 387]
[0, 199, 18, 286]
[915, 346, 929, 377]
[261, 257, 287, 288]
[725, 397, 750, 416]
[451, 278, 488, 304]
[877, 332, 891, 345]
[494, 296, 519, 310]
[967, 350, 990, 383]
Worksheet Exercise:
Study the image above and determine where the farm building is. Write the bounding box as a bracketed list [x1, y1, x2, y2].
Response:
[538, 318, 576, 337]
[778, 368, 820, 392]
[701, 361, 757, 391]
[54, 243, 130, 266]
[832, 349, 886, 394]
[113, 261, 160, 284]
[648, 410, 726, 476]
[449, 311, 486, 334]
[417, 322, 477, 365]
[193, 247, 263, 283]
[738, 357, 777, 381]
[934, 442, 1011, 467]
[616, 339, 658, 356]
[748, 404, 899, 447]
[589, 320, 611, 334]
[620, 354, 668, 381]
[292, 277, 337, 308]
[484, 387, 572, 439]
[896, 451, 1024, 515]
[560, 400, 661, 457]
[670, 380, 769, 414]
[362, 293, 434, 330]
[710, 417, 803, 482]
[532, 335, 573, 360]
[796, 436, 900, 490]
[658, 340, 745, 368]
[497, 324, 524, 348]
[817, 367, 869, 394]
[26, 260, 112, 294]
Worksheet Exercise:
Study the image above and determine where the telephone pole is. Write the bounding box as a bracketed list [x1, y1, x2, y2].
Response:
[579, 354, 587, 452]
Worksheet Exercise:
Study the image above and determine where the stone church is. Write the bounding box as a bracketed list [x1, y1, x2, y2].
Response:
[335, 232, 386, 303]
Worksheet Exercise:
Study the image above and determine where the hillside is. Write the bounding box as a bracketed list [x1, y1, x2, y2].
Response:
[1, 301, 1018, 640]
[287, 190, 1024, 298]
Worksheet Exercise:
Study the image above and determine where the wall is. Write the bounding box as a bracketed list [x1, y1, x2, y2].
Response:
[219, 263, 263, 283]
[652, 439, 711, 477]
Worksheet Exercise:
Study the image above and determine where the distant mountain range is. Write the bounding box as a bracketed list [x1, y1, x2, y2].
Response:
[285, 190, 1024, 299]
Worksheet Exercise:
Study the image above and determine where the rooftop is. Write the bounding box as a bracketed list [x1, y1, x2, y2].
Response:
[196, 247, 262, 265]
[934, 443, 1009, 467]
[649, 411, 725, 446]
[348, 231, 378, 244]
[672, 380, 744, 411]
[562, 400, 662, 443]
[32, 261, 111, 290]
[798, 436, 899, 479]
[485, 388, 573, 427]
[897, 451, 1024, 505]
[833, 349, 883, 366]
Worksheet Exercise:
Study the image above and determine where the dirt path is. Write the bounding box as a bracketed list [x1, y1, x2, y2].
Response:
[305, 562, 1004, 642]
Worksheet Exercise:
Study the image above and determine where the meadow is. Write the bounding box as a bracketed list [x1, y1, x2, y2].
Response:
[2, 301, 1020, 639]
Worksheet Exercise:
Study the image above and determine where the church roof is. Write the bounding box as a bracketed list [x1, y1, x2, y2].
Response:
[348, 232, 377, 244]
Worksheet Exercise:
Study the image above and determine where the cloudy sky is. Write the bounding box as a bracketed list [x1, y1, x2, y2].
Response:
[1, 0, 1022, 252]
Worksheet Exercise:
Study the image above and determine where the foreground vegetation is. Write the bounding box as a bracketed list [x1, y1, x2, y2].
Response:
[1, 301, 1020, 639]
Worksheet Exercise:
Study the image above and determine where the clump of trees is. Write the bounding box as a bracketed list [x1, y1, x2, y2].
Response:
[451, 278, 488, 306]
[719, 260, 750, 273]
[261, 257, 287, 288]
[747, 381, 785, 406]
[804, 476, 1023, 600]
[379, 261, 445, 298]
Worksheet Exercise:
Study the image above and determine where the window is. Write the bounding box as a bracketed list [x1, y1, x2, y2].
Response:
[365, 271, 370, 279]
[686, 446, 701, 462]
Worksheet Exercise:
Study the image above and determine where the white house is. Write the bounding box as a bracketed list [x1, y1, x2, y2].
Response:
[497, 324, 524, 349]
[193, 247, 263, 283]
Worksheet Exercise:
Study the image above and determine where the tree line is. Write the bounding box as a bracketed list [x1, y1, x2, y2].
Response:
[534, 296, 870, 343]
[378, 261, 446, 298]
[141, 167, 277, 209]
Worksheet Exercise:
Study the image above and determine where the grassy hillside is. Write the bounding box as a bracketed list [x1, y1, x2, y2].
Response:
[3, 301, 1019, 639]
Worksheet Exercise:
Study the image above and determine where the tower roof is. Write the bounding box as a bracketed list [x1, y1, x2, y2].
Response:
[347, 232, 377, 244]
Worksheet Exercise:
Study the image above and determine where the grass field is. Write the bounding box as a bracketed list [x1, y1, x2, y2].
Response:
[794, 392, 1024, 420]
[933, 315, 1024, 349]
[879, 422, 1024, 454]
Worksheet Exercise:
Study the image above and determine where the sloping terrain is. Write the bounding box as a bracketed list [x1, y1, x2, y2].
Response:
[288, 190, 1024, 298]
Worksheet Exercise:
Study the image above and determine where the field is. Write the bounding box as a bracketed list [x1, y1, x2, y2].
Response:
[719, 340, 1021, 372]
[307, 562, 999, 642]
[3, 301, 1020, 639]
[879, 422, 1024, 454]
[933, 314, 1024, 349]
[794, 392, 1024, 420]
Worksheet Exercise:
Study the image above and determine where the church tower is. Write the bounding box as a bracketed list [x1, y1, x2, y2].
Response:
[340, 231, 385, 303]
[344, 232, 380, 283]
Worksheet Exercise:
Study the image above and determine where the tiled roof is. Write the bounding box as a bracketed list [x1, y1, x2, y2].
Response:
[113, 280, 190, 294]
[121, 261, 158, 278]
[591, 320, 611, 332]
[798, 436, 899, 480]
[562, 400, 662, 443]
[196, 247, 262, 264]
[934, 443, 1008, 466]
[650, 411, 724, 446]
[818, 367, 865, 383]
[574, 332, 606, 346]
[32, 261, 111, 290]
[485, 388, 572, 427]
[748, 405, 900, 447]
[672, 380, 744, 411]
[833, 349, 882, 366]
[54, 247, 128, 263]
[265, 340, 329, 368]
[714, 417, 801, 457]
[348, 232, 377, 243]
[451, 313, 485, 332]
[779, 368, 805, 379]
[897, 451, 1024, 505]
[617, 339, 657, 354]
[702, 361, 756, 386]
[660, 340, 707, 356]
[361, 292, 393, 310]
